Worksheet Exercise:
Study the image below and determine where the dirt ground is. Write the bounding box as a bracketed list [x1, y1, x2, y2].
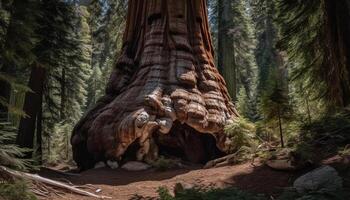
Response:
[38, 161, 295, 200]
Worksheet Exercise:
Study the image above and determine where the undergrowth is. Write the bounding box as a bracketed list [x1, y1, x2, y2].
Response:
[0, 122, 34, 170]
[296, 109, 350, 161]
[0, 180, 37, 200]
[151, 156, 179, 171]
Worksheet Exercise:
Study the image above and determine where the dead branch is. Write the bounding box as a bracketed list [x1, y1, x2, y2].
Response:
[40, 167, 80, 177]
[0, 166, 111, 199]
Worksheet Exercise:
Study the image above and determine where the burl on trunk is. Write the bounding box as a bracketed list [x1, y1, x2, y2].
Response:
[71, 0, 239, 170]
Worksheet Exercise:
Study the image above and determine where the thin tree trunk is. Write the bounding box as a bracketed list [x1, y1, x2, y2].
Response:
[60, 68, 66, 120]
[17, 64, 46, 156]
[277, 106, 284, 148]
[305, 96, 311, 124]
[0, 66, 13, 115]
[36, 91, 43, 164]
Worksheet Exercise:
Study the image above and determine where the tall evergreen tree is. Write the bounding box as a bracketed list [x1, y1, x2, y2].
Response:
[0, 0, 39, 117]
[217, 0, 237, 100]
[276, 0, 350, 109]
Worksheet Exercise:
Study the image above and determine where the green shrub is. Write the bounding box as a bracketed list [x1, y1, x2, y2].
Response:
[295, 109, 350, 161]
[0, 180, 37, 200]
[224, 118, 258, 152]
[151, 156, 179, 171]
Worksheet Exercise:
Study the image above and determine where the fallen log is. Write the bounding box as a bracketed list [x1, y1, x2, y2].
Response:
[0, 166, 111, 199]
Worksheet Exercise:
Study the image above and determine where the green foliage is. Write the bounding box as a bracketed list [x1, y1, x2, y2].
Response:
[157, 187, 174, 200]
[237, 87, 257, 121]
[224, 118, 261, 162]
[45, 122, 74, 164]
[86, 0, 126, 108]
[0, 123, 33, 170]
[261, 83, 292, 122]
[298, 110, 350, 155]
[0, 180, 37, 200]
[157, 186, 266, 200]
[276, 0, 350, 108]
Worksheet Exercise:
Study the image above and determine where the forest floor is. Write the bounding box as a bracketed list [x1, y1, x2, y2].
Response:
[38, 160, 297, 200]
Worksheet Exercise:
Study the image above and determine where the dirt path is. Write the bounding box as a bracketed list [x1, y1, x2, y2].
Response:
[39, 161, 294, 200]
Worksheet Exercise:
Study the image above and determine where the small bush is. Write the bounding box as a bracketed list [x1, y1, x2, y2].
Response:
[151, 156, 179, 171]
[224, 118, 258, 152]
[295, 109, 350, 161]
[0, 180, 37, 200]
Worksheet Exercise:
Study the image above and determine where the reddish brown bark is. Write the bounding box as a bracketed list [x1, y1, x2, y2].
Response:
[71, 0, 238, 170]
[17, 64, 45, 158]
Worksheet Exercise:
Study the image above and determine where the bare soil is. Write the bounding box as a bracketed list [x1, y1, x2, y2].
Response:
[38, 161, 295, 200]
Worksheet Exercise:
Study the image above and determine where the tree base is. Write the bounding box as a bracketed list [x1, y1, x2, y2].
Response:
[71, 0, 238, 171]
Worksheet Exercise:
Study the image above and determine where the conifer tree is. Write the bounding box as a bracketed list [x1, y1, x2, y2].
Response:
[276, 0, 350, 109]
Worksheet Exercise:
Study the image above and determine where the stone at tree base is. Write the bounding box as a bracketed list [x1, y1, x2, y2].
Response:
[94, 161, 106, 169]
[107, 160, 119, 169]
[293, 165, 343, 194]
[266, 159, 297, 171]
[121, 161, 151, 171]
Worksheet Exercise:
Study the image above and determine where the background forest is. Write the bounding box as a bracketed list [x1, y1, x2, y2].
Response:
[1, 0, 350, 167]
[0, 0, 350, 199]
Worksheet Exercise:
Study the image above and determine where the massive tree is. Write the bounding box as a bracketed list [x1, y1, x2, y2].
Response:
[71, 0, 238, 170]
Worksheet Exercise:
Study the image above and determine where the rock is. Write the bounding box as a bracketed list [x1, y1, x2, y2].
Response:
[266, 159, 297, 171]
[174, 182, 195, 195]
[293, 165, 343, 194]
[94, 161, 106, 169]
[121, 161, 151, 171]
[107, 160, 119, 169]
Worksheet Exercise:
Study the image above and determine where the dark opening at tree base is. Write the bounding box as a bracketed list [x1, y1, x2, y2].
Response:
[121, 122, 225, 166]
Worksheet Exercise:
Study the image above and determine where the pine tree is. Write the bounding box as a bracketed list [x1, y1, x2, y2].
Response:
[0, 0, 39, 117]
[41, 3, 92, 163]
[217, 0, 237, 100]
[86, 0, 127, 108]
[209, 0, 258, 118]
[260, 78, 292, 147]
[276, 0, 350, 109]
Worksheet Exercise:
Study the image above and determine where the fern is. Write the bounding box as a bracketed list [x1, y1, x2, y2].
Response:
[0, 123, 33, 170]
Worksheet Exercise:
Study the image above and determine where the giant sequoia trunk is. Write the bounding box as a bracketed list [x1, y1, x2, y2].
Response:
[324, 0, 350, 107]
[71, 0, 238, 170]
